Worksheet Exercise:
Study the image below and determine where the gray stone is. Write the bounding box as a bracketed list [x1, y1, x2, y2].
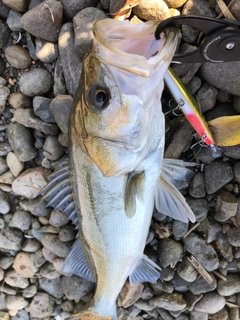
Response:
[12, 108, 59, 135]
[11, 310, 29, 320]
[150, 293, 187, 311]
[196, 83, 218, 113]
[9, 210, 32, 231]
[60, 0, 99, 19]
[176, 256, 197, 282]
[61, 275, 94, 300]
[8, 92, 31, 109]
[6, 152, 24, 177]
[0, 157, 8, 175]
[0, 227, 23, 251]
[191, 145, 215, 164]
[5, 269, 29, 288]
[221, 145, 240, 160]
[201, 62, 240, 96]
[19, 68, 53, 97]
[21, 238, 41, 252]
[33, 96, 55, 123]
[205, 103, 236, 122]
[181, 24, 199, 44]
[204, 161, 234, 194]
[0, 256, 14, 269]
[0, 189, 10, 214]
[211, 308, 229, 320]
[22, 285, 37, 298]
[132, 0, 170, 21]
[214, 233, 233, 262]
[0, 142, 12, 156]
[43, 135, 65, 161]
[217, 274, 240, 296]
[194, 291, 225, 314]
[185, 197, 208, 221]
[39, 277, 64, 299]
[170, 274, 190, 293]
[233, 96, 240, 113]
[172, 220, 188, 238]
[118, 281, 144, 308]
[6, 10, 22, 31]
[189, 274, 217, 295]
[184, 233, 219, 271]
[197, 218, 221, 243]
[214, 190, 238, 222]
[59, 23, 82, 96]
[182, 0, 214, 16]
[53, 58, 67, 96]
[0, 1, 10, 18]
[49, 209, 69, 227]
[190, 310, 208, 320]
[6, 294, 28, 311]
[59, 225, 76, 242]
[28, 293, 55, 317]
[188, 172, 206, 198]
[19, 197, 51, 217]
[20, 0, 63, 42]
[234, 162, 240, 182]
[158, 238, 184, 268]
[5, 45, 31, 69]
[226, 226, 240, 247]
[187, 76, 202, 95]
[0, 86, 10, 114]
[41, 234, 72, 258]
[0, 20, 10, 49]
[73, 7, 107, 58]
[36, 38, 58, 63]
[3, 0, 29, 12]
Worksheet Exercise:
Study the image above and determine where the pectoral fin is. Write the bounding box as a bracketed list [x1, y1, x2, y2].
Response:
[124, 171, 145, 218]
[129, 254, 161, 285]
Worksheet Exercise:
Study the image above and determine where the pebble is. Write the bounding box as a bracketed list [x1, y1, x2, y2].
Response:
[19, 67, 53, 97]
[50, 94, 73, 135]
[5, 269, 29, 288]
[0, 157, 8, 175]
[190, 310, 208, 320]
[176, 256, 197, 283]
[0, 170, 14, 184]
[0, 256, 14, 269]
[12, 108, 59, 135]
[28, 293, 55, 317]
[234, 162, 240, 182]
[5, 45, 31, 69]
[6, 295, 28, 311]
[118, 281, 144, 308]
[73, 7, 107, 58]
[6, 9, 22, 31]
[221, 145, 240, 160]
[22, 285, 37, 298]
[42, 246, 57, 263]
[36, 38, 58, 63]
[172, 220, 188, 238]
[8, 92, 31, 109]
[12, 167, 48, 199]
[198, 218, 221, 243]
[217, 274, 240, 296]
[196, 83, 218, 113]
[0, 189, 10, 214]
[0, 20, 10, 49]
[194, 291, 225, 314]
[61, 275, 94, 300]
[188, 172, 206, 198]
[19, 197, 51, 217]
[43, 135, 65, 161]
[11, 310, 28, 320]
[9, 210, 31, 231]
[39, 277, 64, 299]
[201, 62, 240, 96]
[164, 0, 187, 8]
[214, 233, 233, 262]
[226, 226, 240, 247]
[150, 292, 187, 311]
[12, 252, 38, 277]
[233, 96, 240, 113]
[133, 0, 170, 21]
[182, 0, 213, 16]
[33, 96, 54, 123]
[214, 191, 238, 222]
[49, 209, 69, 227]
[21, 238, 41, 252]
[53, 58, 66, 96]
[189, 275, 217, 295]
[204, 161, 234, 194]
[58, 23, 82, 96]
[39, 261, 60, 279]
[212, 308, 229, 320]
[60, 0, 99, 19]
[3, 0, 29, 12]
[41, 234, 72, 258]
[0, 227, 23, 251]
[6, 152, 24, 177]
[186, 197, 209, 221]
[0, 142, 12, 156]
[0, 1, 10, 18]
[184, 233, 219, 271]
[20, 0, 63, 42]
[158, 238, 184, 268]
[59, 225, 75, 242]
[0, 86, 10, 114]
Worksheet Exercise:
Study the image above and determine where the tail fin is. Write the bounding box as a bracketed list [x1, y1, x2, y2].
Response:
[66, 311, 113, 320]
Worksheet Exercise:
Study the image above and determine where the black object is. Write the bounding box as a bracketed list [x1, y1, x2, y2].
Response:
[155, 15, 240, 63]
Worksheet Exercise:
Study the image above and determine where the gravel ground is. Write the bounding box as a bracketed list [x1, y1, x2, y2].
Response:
[0, 0, 240, 319]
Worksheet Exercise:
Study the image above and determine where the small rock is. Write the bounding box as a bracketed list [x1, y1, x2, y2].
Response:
[60, 0, 99, 19]
[20, 0, 63, 42]
[5, 45, 31, 69]
[8, 92, 31, 109]
[20, 197, 51, 217]
[6, 9, 22, 31]
[226, 226, 240, 247]
[190, 310, 208, 320]
[212, 308, 229, 320]
[214, 233, 233, 262]
[0, 142, 12, 156]
[73, 7, 107, 58]
[150, 292, 187, 311]
[0, 157, 8, 175]
[58, 132, 68, 147]
[0, 189, 10, 214]
[5, 269, 29, 288]
[12, 167, 48, 199]
[221, 145, 240, 160]
[196, 83, 218, 113]
[21, 238, 41, 252]
[58, 23, 82, 96]
[118, 281, 144, 308]
[41, 234, 72, 258]
[53, 58, 66, 96]
[39, 277, 64, 299]
[188, 172, 206, 198]
[33, 96, 54, 123]
[187, 76, 202, 95]
[43, 135, 65, 161]
[0, 86, 10, 114]
[22, 285, 37, 298]
[0, 20, 10, 49]
[0, 268, 4, 281]
[0, 227, 23, 251]
[6, 152, 24, 177]
[204, 161, 234, 194]
[50, 94, 73, 135]
[217, 274, 240, 296]
[40, 261, 60, 279]
[197, 218, 221, 243]
[42, 246, 57, 263]
[214, 190, 238, 222]
[133, 298, 155, 311]
[3, 0, 29, 12]
[189, 274, 217, 295]
[201, 62, 240, 96]
[11, 310, 29, 320]
[7, 122, 37, 162]
[205, 103, 235, 122]
[172, 220, 188, 238]
[183, 233, 219, 271]
[0, 256, 14, 269]
[36, 38, 58, 63]
[12, 108, 58, 135]
[194, 291, 225, 314]
[186, 197, 208, 221]
[9, 210, 31, 231]
[19, 68, 53, 97]
[182, 0, 214, 16]
[59, 225, 76, 242]
[176, 256, 197, 282]
[233, 96, 240, 113]
[191, 144, 215, 164]
[158, 238, 184, 268]
[133, 0, 170, 21]
[61, 275, 94, 300]
[0, 1, 10, 18]
[6, 295, 28, 311]
[28, 293, 55, 318]
[13, 252, 38, 277]
[0, 170, 13, 184]
[234, 161, 240, 182]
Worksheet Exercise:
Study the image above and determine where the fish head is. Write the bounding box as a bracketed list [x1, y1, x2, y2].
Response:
[70, 19, 178, 177]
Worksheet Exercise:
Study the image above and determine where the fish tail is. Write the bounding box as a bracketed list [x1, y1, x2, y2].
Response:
[65, 304, 117, 320]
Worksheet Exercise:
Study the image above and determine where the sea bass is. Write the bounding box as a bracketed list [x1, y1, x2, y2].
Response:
[41, 18, 196, 320]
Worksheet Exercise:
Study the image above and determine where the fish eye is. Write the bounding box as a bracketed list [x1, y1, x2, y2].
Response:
[89, 86, 109, 110]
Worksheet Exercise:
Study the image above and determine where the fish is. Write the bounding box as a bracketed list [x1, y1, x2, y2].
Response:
[40, 18, 197, 320]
